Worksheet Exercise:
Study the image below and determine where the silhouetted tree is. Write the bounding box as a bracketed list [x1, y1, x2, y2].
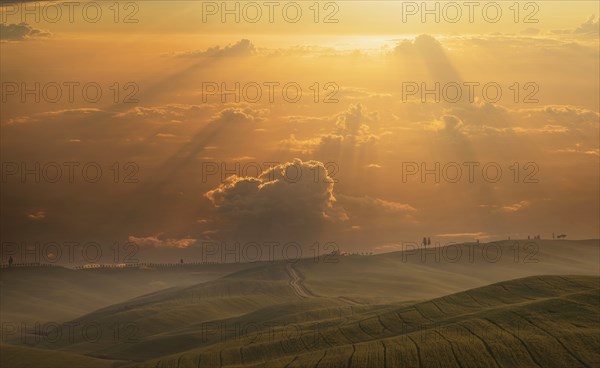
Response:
[427, 237, 431, 246]
[423, 237, 427, 246]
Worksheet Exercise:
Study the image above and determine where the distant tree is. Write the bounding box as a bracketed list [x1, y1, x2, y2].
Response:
[8, 256, 13, 267]
[427, 237, 431, 246]
[180, 258, 184, 264]
[423, 237, 427, 246]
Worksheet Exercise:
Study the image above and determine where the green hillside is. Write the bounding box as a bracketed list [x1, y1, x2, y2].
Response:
[130, 275, 600, 368]
[1, 240, 598, 367]
[0, 263, 257, 323]
[0, 344, 125, 368]
[296, 239, 600, 304]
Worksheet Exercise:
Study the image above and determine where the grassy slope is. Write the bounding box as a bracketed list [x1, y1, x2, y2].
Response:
[5, 264, 306, 361]
[0, 263, 258, 323]
[2, 240, 598, 367]
[0, 344, 126, 368]
[131, 275, 600, 368]
[296, 239, 600, 304]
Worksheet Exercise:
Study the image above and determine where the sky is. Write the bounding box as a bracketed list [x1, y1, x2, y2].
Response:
[1, 1, 598, 263]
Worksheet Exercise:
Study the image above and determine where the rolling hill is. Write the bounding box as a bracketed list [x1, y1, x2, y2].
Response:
[127, 275, 600, 367]
[0, 263, 258, 323]
[1, 239, 598, 367]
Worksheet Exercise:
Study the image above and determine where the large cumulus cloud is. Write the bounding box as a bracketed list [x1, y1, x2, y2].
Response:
[204, 159, 341, 240]
[203, 158, 417, 245]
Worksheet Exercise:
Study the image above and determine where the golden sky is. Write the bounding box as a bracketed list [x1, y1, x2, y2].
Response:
[1, 1, 598, 260]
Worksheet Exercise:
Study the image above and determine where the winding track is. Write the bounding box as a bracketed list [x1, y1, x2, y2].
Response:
[285, 262, 314, 298]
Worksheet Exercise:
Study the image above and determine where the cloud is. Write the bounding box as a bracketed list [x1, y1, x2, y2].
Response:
[335, 195, 416, 230]
[283, 115, 332, 125]
[203, 158, 417, 241]
[209, 107, 267, 124]
[5, 108, 107, 125]
[390, 34, 461, 83]
[439, 115, 464, 131]
[438, 103, 599, 138]
[337, 195, 416, 214]
[204, 159, 341, 239]
[478, 201, 532, 213]
[510, 125, 570, 134]
[281, 104, 379, 155]
[0, 22, 50, 41]
[333, 103, 378, 138]
[574, 15, 599, 36]
[172, 41, 367, 59]
[156, 133, 176, 138]
[392, 34, 443, 57]
[427, 114, 465, 135]
[521, 28, 541, 35]
[555, 144, 600, 157]
[27, 211, 46, 220]
[337, 87, 393, 100]
[177, 39, 256, 57]
[529, 105, 599, 126]
[262, 44, 349, 58]
[551, 15, 600, 37]
[499, 200, 531, 213]
[280, 135, 325, 154]
[128, 235, 197, 248]
[115, 104, 212, 122]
